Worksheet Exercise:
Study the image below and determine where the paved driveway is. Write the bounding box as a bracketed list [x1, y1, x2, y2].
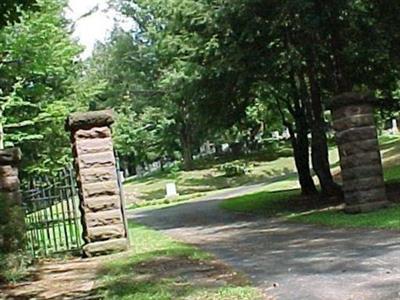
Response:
[129, 186, 400, 300]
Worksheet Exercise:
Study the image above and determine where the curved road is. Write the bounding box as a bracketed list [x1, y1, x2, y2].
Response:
[129, 185, 400, 300]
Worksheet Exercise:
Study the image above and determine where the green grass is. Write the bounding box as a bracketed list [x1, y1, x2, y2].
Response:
[124, 143, 334, 204]
[220, 189, 300, 217]
[288, 205, 400, 230]
[24, 198, 83, 257]
[125, 133, 400, 207]
[221, 186, 400, 230]
[96, 222, 262, 300]
[384, 164, 400, 183]
[126, 193, 206, 210]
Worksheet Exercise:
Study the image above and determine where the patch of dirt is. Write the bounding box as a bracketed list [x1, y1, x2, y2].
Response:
[1, 253, 267, 300]
[131, 255, 250, 289]
[1, 257, 103, 300]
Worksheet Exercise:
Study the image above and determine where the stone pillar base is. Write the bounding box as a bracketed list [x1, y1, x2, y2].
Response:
[83, 238, 129, 257]
[0, 148, 24, 253]
[66, 110, 129, 257]
[345, 200, 390, 214]
[330, 93, 388, 213]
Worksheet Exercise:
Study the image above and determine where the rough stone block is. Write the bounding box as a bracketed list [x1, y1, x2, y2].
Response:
[82, 181, 119, 198]
[87, 224, 125, 241]
[84, 195, 121, 212]
[341, 165, 383, 181]
[345, 187, 387, 204]
[0, 148, 22, 166]
[85, 210, 123, 227]
[335, 126, 377, 144]
[67, 110, 114, 131]
[78, 152, 115, 170]
[342, 176, 385, 193]
[83, 238, 128, 257]
[340, 152, 381, 169]
[74, 127, 111, 140]
[0, 166, 18, 177]
[333, 114, 374, 131]
[339, 139, 379, 157]
[0, 191, 22, 205]
[345, 200, 389, 214]
[75, 138, 113, 155]
[79, 166, 117, 184]
[332, 104, 372, 120]
[0, 176, 20, 192]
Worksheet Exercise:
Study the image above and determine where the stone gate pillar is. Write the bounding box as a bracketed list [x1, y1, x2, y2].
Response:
[66, 110, 129, 256]
[330, 93, 389, 213]
[0, 148, 25, 252]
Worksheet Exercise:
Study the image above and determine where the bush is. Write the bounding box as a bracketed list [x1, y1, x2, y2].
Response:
[219, 162, 247, 177]
[0, 252, 33, 283]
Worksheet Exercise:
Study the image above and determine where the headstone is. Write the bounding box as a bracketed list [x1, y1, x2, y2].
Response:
[221, 143, 230, 152]
[330, 93, 389, 213]
[271, 131, 280, 139]
[66, 110, 129, 256]
[165, 182, 179, 198]
[0, 148, 24, 253]
[392, 119, 399, 134]
[119, 171, 125, 183]
[281, 128, 290, 139]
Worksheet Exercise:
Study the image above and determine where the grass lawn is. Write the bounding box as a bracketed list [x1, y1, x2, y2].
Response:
[219, 135, 400, 230]
[288, 205, 400, 230]
[96, 222, 263, 300]
[124, 143, 339, 205]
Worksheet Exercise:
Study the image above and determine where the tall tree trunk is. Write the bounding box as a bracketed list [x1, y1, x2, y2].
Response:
[302, 66, 342, 197]
[0, 110, 4, 150]
[180, 122, 194, 171]
[290, 120, 317, 196]
[276, 98, 317, 196]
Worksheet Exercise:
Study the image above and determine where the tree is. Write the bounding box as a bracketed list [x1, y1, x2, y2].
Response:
[0, 0, 87, 174]
[0, 0, 37, 28]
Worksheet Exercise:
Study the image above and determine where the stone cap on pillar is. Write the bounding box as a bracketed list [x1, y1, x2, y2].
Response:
[0, 148, 22, 166]
[66, 110, 115, 132]
[327, 92, 381, 110]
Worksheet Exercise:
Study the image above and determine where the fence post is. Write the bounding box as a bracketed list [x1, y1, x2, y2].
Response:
[66, 110, 129, 257]
[0, 147, 24, 253]
[330, 93, 389, 213]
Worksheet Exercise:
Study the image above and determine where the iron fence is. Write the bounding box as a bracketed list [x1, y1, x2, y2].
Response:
[22, 166, 83, 257]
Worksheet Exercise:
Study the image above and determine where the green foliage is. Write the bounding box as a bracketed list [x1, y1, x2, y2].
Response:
[0, 0, 37, 28]
[0, 0, 86, 174]
[0, 252, 33, 283]
[219, 162, 247, 177]
[0, 194, 26, 253]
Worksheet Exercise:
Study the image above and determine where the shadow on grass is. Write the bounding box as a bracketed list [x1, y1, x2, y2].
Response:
[95, 223, 260, 300]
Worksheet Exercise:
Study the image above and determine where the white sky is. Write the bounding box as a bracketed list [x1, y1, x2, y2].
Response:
[66, 0, 135, 59]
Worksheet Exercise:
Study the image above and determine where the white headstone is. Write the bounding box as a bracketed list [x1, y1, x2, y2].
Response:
[271, 131, 280, 139]
[392, 119, 399, 134]
[222, 143, 230, 152]
[166, 182, 179, 198]
[119, 171, 125, 183]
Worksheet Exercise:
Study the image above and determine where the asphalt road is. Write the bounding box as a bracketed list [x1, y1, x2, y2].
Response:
[129, 185, 400, 300]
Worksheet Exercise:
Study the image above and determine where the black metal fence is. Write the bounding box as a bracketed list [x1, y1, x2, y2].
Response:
[22, 166, 83, 257]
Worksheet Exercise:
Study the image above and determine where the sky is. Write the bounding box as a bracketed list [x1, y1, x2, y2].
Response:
[66, 0, 134, 58]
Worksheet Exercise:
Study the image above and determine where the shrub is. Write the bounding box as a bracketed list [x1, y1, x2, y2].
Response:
[219, 162, 247, 177]
[0, 251, 33, 283]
